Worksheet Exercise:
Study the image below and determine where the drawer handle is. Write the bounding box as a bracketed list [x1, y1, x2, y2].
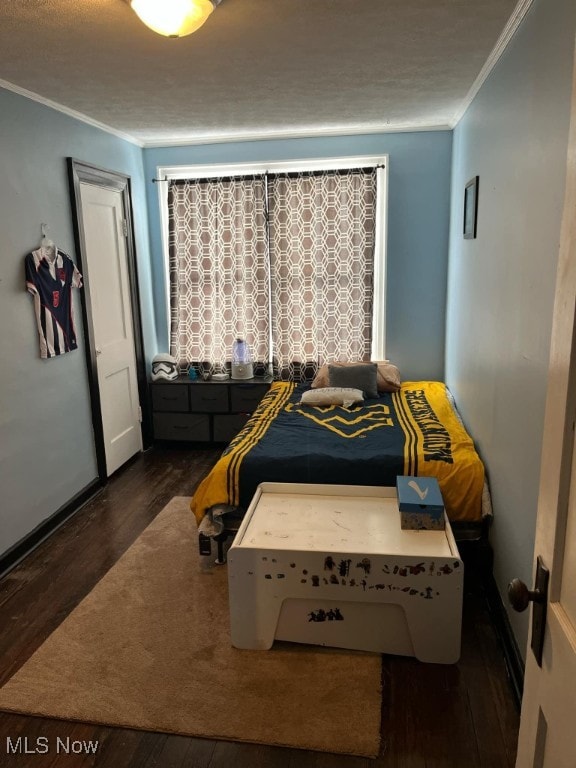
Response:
[201, 397, 218, 401]
[162, 396, 180, 401]
[173, 425, 190, 430]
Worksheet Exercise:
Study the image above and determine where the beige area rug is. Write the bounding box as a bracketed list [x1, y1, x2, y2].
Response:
[0, 497, 382, 757]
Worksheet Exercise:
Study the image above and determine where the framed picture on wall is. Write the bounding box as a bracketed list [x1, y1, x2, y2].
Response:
[463, 175, 479, 239]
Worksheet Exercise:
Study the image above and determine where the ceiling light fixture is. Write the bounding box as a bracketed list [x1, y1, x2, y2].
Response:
[129, 0, 221, 38]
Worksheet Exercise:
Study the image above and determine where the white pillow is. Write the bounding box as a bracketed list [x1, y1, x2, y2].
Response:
[299, 387, 364, 408]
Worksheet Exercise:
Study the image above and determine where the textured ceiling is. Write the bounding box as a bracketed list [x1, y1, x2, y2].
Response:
[0, 0, 522, 146]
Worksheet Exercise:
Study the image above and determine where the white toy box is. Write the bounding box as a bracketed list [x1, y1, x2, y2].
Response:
[227, 483, 463, 664]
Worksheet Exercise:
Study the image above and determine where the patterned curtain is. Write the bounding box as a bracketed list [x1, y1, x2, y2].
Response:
[267, 169, 377, 381]
[168, 177, 270, 373]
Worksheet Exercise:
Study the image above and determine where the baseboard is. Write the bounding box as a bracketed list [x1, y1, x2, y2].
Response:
[483, 567, 525, 710]
[458, 536, 524, 710]
[0, 479, 103, 579]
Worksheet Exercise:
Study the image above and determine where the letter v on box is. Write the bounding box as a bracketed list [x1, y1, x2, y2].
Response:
[396, 476, 445, 530]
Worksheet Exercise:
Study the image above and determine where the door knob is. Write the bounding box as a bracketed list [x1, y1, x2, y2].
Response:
[508, 578, 545, 612]
[507, 557, 549, 667]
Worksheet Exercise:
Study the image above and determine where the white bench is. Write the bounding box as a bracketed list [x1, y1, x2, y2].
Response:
[227, 483, 464, 664]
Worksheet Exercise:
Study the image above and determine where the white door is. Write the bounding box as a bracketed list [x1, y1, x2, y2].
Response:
[514, 40, 576, 768]
[79, 182, 142, 476]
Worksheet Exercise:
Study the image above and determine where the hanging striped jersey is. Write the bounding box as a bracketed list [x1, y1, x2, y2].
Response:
[25, 246, 83, 359]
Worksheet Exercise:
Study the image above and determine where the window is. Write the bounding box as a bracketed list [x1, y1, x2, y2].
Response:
[160, 156, 387, 378]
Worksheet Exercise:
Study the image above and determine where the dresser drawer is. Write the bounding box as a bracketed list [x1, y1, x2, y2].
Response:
[151, 384, 189, 412]
[189, 384, 229, 412]
[213, 414, 250, 443]
[230, 383, 269, 412]
[153, 413, 210, 441]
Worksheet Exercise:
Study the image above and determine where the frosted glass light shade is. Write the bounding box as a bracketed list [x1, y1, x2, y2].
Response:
[131, 0, 214, 38]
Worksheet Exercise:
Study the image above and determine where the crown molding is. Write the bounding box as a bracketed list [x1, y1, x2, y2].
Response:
[0, 77, 453, 146]
[0, 78, 144, 147]
[140, 123, 452, 148]
[450, 0, 534, 128]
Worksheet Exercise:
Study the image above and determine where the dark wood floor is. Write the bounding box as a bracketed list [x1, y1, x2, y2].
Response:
[0, 446, 519, 767]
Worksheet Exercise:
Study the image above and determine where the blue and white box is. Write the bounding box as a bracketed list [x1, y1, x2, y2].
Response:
[396, 476, 445, 530]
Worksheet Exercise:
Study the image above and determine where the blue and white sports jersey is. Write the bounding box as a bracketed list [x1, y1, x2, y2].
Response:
[25, 246, 83, 359]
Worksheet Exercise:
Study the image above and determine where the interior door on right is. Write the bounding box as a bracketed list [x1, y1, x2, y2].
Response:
[514, 35, 576, 768]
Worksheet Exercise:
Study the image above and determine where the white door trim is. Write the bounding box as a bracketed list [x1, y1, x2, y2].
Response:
[67, 159, 150, 479]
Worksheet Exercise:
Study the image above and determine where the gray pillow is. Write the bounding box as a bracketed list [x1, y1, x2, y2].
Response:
[328, 363, 379, 398]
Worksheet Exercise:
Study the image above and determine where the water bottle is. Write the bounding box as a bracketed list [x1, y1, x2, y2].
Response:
[231, 338, 253, 380]
[232, 338, 247, 364]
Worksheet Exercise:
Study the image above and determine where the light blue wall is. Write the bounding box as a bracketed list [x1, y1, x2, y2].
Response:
[144, 131, 453, 381]
[0, 87, 155, 559]
[446, 0, 576, 656]
[0, 96, 454, 562]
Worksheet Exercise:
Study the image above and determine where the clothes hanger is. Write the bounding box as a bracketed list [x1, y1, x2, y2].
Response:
[40, 223, 55, 258]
